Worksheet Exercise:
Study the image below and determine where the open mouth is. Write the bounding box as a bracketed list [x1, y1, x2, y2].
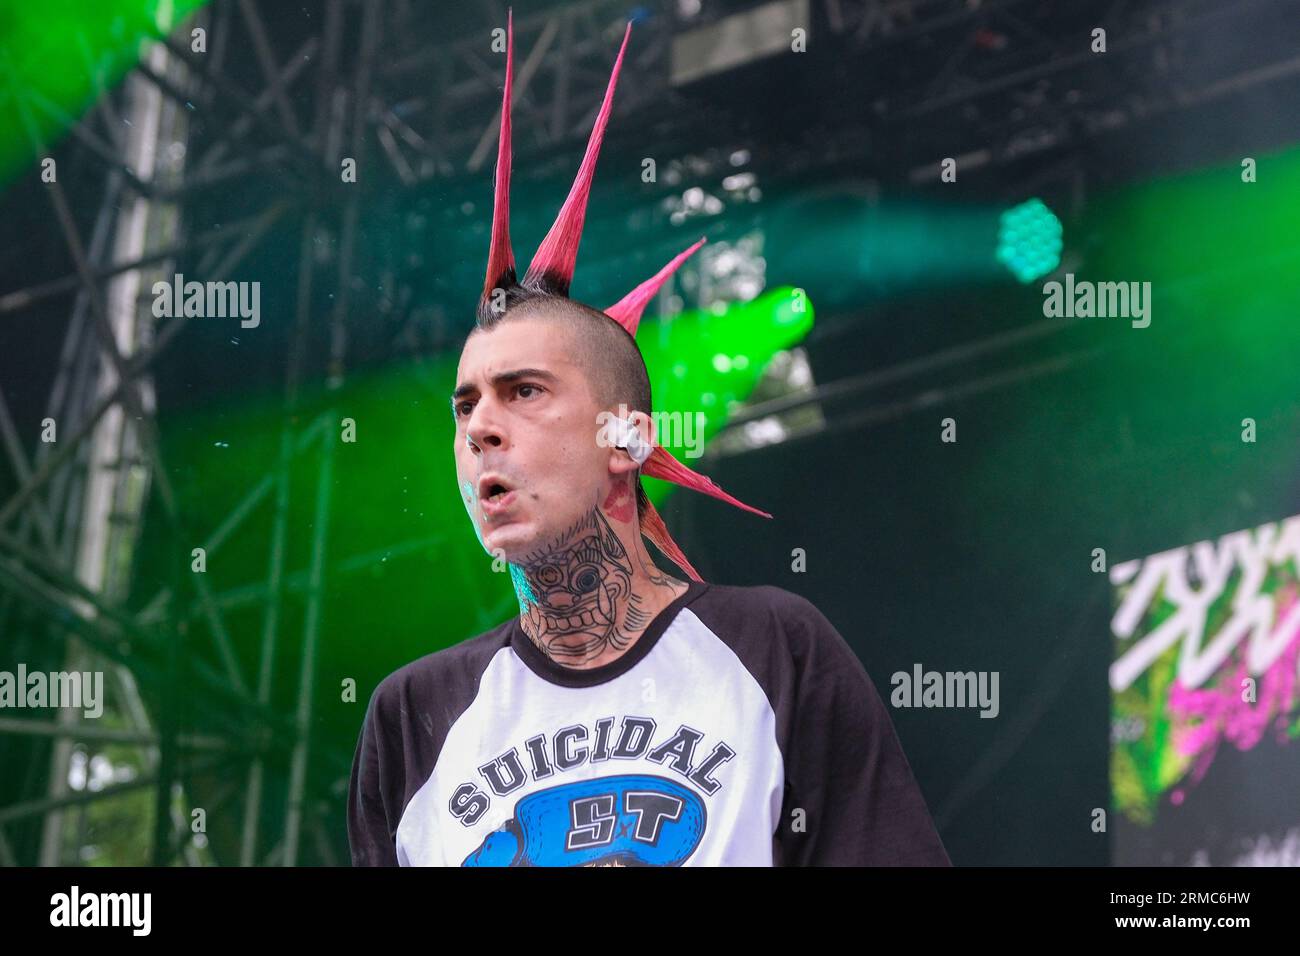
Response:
[478, 475, 516, 508]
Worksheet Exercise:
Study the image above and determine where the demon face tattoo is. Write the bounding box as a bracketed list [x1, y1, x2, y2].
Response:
[515, 506, 646, 662]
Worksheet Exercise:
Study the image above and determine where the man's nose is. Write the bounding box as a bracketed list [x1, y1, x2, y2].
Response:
[465, 399, 507, 454]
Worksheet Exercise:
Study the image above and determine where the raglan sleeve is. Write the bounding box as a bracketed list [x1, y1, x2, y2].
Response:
[774, 596, 951, 866]
[347, 686, 402, 866]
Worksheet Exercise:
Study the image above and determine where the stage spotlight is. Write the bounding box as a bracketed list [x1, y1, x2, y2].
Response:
[996, 198, 1063, 283]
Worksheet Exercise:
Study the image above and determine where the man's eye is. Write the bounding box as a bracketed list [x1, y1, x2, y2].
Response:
[455, 402, 473, 417]
[516, 383, 543, 399]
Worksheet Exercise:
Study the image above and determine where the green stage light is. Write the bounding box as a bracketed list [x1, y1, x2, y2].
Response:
[996, 198, 1063, 283]
[764, 191, 1064, 308]
[0, 1, 210, 187]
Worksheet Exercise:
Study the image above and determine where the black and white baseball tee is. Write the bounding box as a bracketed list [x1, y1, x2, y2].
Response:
[347, 579, 951, 866]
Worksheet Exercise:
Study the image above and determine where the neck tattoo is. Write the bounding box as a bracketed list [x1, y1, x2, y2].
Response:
[511, 503, 683, 666]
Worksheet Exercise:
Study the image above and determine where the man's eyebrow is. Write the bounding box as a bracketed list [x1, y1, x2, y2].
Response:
[450, 367, 559, 405]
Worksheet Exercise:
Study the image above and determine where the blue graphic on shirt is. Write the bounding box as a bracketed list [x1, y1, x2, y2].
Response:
[462, 774, 705, 866]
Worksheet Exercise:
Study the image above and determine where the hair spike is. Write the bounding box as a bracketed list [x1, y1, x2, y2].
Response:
[605, 237, 707, 336]
[521, 21, 632, 294]
[480, 8, 516, 316]
[639, 497, 703, 582]
[643, 446, 773, 519]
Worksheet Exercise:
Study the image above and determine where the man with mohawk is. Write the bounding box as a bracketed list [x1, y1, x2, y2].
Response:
[348, 12, 949, 868]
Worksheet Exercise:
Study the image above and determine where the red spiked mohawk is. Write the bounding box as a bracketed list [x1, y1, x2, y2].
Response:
[479, 8, 517, 322]
[478, 10, 772, 582]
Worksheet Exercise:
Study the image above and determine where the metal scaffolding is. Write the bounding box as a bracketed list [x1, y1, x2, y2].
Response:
[0, 0, 346, 866]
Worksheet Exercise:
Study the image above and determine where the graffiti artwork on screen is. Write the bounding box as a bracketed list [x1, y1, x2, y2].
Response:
[1109, 513, 1300, 863]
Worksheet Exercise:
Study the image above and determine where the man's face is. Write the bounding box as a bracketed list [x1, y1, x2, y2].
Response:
[452, 315, 610, 562]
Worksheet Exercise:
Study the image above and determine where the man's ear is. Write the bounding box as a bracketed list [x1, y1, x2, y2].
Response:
[629, 409, 656, 448]
[606, 408, 654, 478]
